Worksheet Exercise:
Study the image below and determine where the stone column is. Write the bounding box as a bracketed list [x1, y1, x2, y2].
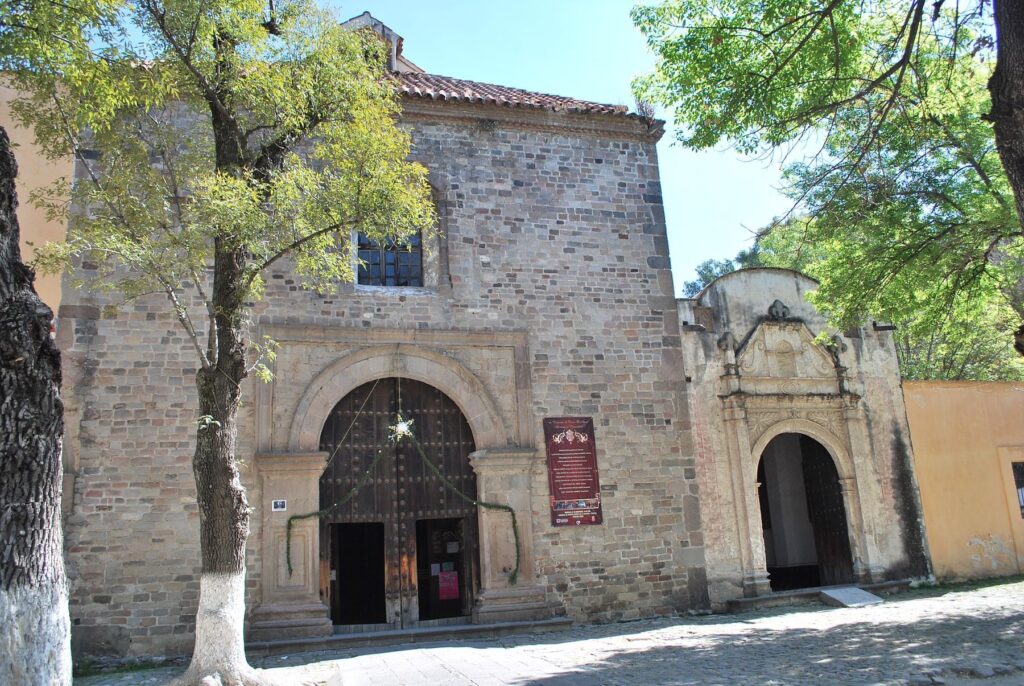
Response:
[722, 400, 772, 597]
[249, 452, 333, 641]
[468, 448, 558, 623]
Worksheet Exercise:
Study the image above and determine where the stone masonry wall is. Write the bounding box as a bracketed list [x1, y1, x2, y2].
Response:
[59, 104, 706, 659]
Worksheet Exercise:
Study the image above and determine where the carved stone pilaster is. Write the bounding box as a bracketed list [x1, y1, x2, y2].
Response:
[249, 452, 333, 641]
[719, 397, 771, 597]
[468, 448, 558, 623]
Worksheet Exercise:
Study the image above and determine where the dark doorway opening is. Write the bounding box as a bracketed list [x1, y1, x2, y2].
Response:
[757, 433, 854, 591]
[318, 378, 479, 629]
[416, 518, 469, 621]
[329, 523, 386, 625]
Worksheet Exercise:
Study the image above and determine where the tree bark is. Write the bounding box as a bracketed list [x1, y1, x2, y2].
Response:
[988, 0, 1024, 355]
[0, 127, 71, 683]
[173, 241, 278, 686]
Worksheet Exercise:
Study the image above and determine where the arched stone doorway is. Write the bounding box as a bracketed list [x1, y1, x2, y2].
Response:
[757, 433, 854, 591]
[318, 377, 480, 629]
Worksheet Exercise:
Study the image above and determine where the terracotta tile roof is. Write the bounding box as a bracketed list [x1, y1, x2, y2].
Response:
[397, 72, 631, 116]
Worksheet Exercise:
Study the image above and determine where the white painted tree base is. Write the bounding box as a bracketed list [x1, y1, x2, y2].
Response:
[0, 582, 72, 685]
[170, 572, 281, 686]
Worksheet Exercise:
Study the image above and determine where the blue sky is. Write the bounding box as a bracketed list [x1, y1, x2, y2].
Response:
[338, 0, 795, 293]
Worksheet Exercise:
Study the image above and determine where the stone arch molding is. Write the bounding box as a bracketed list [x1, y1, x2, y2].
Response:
[749, 417, 855, 482]
[288, 344, 510, 452]
[746, 415, 874, 580]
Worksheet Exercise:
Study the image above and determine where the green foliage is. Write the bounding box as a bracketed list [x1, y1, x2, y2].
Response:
[8, 0, 434, 371]
[633, 1, 991, 153]
[635, 0, 1024, 370]
[682, 244, 763, 296]
[759, 218, 1024, 381]
[634, 0, 868, 152]
[1, 0, 122, 78]
[773, 49, 1024, 379]
[890, 302, 1024, 381]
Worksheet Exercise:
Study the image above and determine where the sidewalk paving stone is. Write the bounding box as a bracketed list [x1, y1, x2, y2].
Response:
[75, 579, 1024, 685]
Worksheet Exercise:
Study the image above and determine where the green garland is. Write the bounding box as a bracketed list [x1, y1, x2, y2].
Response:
[284, 445, 387, 577]
[409, 436, 521, 585]
[285, 430, 521, 585]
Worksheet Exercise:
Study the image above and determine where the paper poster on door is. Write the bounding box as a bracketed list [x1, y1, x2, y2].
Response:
[438, 571, 459, 600]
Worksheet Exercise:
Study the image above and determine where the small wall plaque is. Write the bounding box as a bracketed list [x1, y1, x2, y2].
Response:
[271, 499, 287, 512]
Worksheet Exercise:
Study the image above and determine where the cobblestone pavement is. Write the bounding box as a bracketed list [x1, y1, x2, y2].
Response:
[76, 579, 1024, 686]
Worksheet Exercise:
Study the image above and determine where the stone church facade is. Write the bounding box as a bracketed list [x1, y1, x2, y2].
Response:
[54, 15, 928, 659]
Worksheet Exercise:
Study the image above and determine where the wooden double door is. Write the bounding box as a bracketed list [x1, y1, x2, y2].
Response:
[318, 378, 479, 628]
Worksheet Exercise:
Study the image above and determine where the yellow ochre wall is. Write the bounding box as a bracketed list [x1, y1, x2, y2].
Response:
[1, 81, 72, 312]
[904, 380, 1024, 580]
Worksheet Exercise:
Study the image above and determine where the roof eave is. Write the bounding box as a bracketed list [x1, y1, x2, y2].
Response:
[398, 96, 666, 143]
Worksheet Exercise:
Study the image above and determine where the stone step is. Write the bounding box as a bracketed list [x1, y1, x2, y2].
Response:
[245, 616, 575, 658]
[820, 586, 884, 607]
[725, 579, 909, 613]
[248, 617, 335, 643]
[249, 605, 334, 622]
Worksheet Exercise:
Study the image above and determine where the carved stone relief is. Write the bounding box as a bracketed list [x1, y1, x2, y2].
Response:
[745, 406, 848, 452]
[736, 322, 837, 381]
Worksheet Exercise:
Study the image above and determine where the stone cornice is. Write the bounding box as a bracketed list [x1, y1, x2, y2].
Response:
[260, 323, 528, 349]
[399, 98, 665, 143]
[719, 392, 861, 407]
[469, 448, 539, 471]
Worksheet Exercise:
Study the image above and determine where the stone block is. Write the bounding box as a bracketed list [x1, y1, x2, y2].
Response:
[820, 587, 884, 608]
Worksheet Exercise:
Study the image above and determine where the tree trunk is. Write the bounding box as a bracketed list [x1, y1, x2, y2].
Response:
[173, 40, 289, 682]
[0, 127, 71, 683]
[173, 241, 277, 686]
[988, 0, 1024, 355]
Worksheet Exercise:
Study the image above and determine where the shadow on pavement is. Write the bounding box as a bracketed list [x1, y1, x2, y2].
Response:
[248, 588, 1023, 685]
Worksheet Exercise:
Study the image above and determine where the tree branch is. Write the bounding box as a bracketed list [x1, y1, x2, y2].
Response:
[245, 220, 354, 285]
[138, 0, 236, 128]
[762, 0, 844, 85]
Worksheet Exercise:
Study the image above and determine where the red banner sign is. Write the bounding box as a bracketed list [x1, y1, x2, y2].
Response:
[544, 416, 603, 526]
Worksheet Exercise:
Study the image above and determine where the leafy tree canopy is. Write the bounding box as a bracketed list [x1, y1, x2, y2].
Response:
[12, 0, 433, 356]
[634, 0, 1024, 356]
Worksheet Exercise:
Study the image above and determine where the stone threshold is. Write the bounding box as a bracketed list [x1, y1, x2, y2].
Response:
[245, 616, 575, 657]
[725, 579, 911, 613]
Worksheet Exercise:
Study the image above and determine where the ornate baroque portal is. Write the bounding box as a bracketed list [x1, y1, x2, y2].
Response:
[717, 312, 877, 596]
[249, 339, 554, 639]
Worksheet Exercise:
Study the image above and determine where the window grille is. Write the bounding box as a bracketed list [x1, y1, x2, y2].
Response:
[357, 231, 423, 287]
[1013, 462, 1024, 519]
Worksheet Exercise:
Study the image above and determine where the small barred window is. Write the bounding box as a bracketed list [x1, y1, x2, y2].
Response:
[357, 231, 423, 287]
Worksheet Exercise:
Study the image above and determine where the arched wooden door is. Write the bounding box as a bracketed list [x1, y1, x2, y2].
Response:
[757, 433, 854, 591]
[318, 378, 479, 629]
[799, 436, 854, 586]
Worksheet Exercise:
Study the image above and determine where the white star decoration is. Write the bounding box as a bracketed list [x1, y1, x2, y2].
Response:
[389, 414, 414, 442]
